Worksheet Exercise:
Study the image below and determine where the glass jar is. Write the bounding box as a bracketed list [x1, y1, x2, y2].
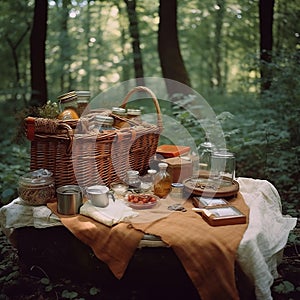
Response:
[76, 90, 91, 116]
[170, 182, 184, 200]
[154, 163, 172, 198]
[18, 169, 55, 205]
[57, 91, 78, 115]
[140, 169, 157, 192]
[127, 109, 142, 122]
[198, 139, 215, 171]
[210, 149, 236, 183]
[95, 115, 115, 132]
[112, 107, 129, 128]
[126, 170, 141, 193]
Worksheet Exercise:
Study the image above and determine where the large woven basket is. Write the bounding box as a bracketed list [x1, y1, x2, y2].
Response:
[25, 86, 163, 188]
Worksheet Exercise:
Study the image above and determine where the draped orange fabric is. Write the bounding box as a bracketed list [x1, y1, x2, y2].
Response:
[48, 192, 249, 300]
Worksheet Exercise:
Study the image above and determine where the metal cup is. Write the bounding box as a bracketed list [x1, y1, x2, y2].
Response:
[86, 185, 110, 207]
[56, 185, 83, 215]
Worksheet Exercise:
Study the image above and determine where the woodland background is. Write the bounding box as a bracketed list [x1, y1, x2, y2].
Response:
[0, 0, 299, 299]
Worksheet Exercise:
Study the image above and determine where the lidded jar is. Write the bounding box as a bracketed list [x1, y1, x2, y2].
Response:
[18, 169, 55, 205]
[126, 170, 141, 192]
[57, 91, 78, 117]
[95, 115, 114, 132]
[198, 138, 215, 171]
[127, 109, 142, 122]
[112, 107, 129, 129]
[153, 163, 172, 198]
[140, 169, 157, 192]
[76, 90, 90, 116]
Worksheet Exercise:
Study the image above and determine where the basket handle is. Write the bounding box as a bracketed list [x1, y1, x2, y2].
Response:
[120, 86, 163, 129]
[25, 117, 73, 154]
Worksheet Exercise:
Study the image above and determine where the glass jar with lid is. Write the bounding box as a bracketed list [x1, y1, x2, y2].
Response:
[127, 109, 142, 122]
[57, 91, 78, 115]
[112, 107, 129, 128]
[197, 138, 216, 171]
[94, 115, 115, 132]
[76, 90, 91, 116]
[140, 169, 157, 192]
[18, 169, 55, 205]
[126, 170, 141, 193]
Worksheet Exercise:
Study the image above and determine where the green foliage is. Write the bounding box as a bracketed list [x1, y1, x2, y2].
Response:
[0, 140, 30, 206]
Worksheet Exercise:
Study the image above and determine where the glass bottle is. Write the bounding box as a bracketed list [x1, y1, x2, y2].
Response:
[153, 163, 172, 198]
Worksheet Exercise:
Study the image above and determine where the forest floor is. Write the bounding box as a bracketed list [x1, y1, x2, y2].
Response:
[0, 227, 299, 300]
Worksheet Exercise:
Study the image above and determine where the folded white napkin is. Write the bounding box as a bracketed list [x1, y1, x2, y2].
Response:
[80, 198, 139, 227]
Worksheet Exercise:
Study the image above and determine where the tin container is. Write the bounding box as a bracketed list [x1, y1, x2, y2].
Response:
[56, 185, 83, 215]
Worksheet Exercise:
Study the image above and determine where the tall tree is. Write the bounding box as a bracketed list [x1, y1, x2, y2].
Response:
[214, 0, 226, 92]
[30, 0, 48, 106]
[259, 0, 275, 91]
[124, 0, 145, 86]
[158, 0, 191, 96]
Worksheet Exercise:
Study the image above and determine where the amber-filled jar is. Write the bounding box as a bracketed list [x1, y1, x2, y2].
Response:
[57, 91, 78, 115]
[153, 163, 172, 198]
[76, 90, 90, 116]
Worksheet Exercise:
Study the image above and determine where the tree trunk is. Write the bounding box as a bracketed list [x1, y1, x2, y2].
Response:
[124, 0, 145, 86]
[30, 0, 48, 106]
[214, 0, 226, 92]
[57, 0, 72, 92]
[158, 0, 191, 96]
[259, 0, 275, 91]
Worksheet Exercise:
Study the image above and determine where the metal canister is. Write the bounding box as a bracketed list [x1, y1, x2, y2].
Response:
[56, 185, 83, 215]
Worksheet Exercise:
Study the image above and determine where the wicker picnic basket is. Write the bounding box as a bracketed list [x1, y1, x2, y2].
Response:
[25, 86, 163, 188]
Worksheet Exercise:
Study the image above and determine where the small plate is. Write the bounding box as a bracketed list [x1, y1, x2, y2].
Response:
[126, 194, 158, 210]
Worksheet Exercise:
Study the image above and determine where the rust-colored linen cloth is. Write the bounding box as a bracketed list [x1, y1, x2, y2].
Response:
[48, 192, 249, 300]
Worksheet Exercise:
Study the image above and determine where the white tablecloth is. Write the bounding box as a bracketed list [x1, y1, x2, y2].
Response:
[0, 178, 297, 300]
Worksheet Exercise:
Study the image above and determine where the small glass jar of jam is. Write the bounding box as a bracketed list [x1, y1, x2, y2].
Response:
[57, 91, 78, 115]
[76, 90, 91, 116]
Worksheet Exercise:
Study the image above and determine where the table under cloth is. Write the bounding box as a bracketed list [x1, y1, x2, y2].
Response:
[47, 192, 249, 300]
[0, 178, 297, 300]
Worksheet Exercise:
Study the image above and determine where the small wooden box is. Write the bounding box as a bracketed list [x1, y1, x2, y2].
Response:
[162, 157, 193, 183]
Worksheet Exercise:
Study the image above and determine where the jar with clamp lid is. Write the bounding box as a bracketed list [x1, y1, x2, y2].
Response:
[95, 115, 115, 132]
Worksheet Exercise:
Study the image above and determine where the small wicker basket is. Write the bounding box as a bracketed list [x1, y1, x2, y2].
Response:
[25, 86, 163, 188]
